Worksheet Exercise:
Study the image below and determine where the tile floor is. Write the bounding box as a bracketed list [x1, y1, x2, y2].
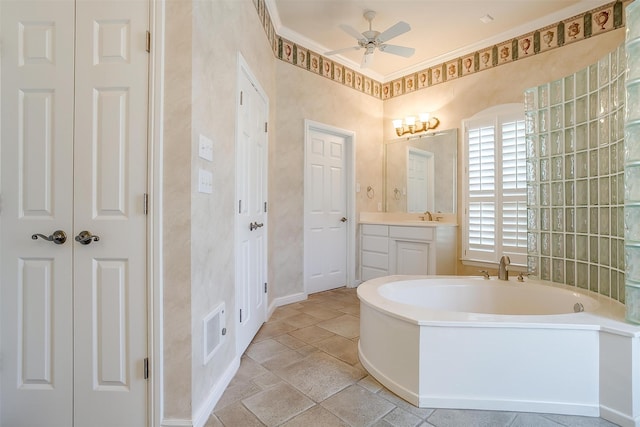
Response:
[206, 287, 619, 427]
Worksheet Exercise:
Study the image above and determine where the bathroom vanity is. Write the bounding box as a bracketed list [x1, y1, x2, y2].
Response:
[359, 216, 457, 281]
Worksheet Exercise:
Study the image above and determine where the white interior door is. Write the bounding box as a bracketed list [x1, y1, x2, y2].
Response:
[0, 1, 149, 426]
[73, 1, 149, 425]
[0, 2, 75, 424]
[305, 128, 348, 294]
[236, 58, 268, 355]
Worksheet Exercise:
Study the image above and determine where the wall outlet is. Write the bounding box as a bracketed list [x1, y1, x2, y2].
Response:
[377, 202, 382, 211]
[198, 169, 213, 194]
[198, 134, 214, 161]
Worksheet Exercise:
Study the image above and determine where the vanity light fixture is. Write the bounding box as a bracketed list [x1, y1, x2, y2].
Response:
[392, 113, 440, 137]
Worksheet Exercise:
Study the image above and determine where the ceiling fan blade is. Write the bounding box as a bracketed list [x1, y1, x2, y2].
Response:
[339, 23, 365, 41]
[361, 51, 374, 68]
[325, 46, 361, 56]
[379, 44, 415, 58]
[377, 21, 411, 43]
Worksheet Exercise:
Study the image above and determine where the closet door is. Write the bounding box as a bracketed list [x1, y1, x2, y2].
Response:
[73, 1, 149, 425]
[0, 1, 149, 426]
[0, 2, 75, 425]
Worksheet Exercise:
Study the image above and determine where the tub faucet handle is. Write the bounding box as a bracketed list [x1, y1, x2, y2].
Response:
[480, 270, 490, 279]
[517, 272, 529, 282]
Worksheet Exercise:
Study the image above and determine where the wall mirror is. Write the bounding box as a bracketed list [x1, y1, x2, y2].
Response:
[383, 128, 457, 213]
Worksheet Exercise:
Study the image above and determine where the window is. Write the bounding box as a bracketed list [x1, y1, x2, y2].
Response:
[463, 104, 527, 266]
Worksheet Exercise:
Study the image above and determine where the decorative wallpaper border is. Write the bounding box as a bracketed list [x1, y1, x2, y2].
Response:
[253, 0, 626, 100]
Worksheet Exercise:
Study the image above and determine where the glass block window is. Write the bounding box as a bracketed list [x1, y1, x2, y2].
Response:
[463, 105, 528, 266]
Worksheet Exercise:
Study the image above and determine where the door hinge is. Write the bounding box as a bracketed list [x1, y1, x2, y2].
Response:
[264, 122, 268, 132]
[264, 282, 268, 293]
[264, 201, 267, 213]
[238, 200, 242, 214]
[144, 193, 149, 215]
[239, 309, 243, 323]
[146, 31, 151, 53]
[144, 357, 149, 379]
[240, 91, 243, 105]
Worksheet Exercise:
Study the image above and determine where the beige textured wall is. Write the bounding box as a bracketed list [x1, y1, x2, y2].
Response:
[190, 0, 276, 416]
[383, 28, 626, 276]
[163, 0, 277, 420]
[271, 62, 383, 299]
[163, 0, 193, 419]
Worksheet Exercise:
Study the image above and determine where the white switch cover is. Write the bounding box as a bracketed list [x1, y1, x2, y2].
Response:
[198, 169, 213, 194]
[198, 134, 214, 161]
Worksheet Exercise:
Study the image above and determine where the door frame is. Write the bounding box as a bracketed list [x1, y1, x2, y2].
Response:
[303, 120, 356, 292]
[149, 0, 164, 426]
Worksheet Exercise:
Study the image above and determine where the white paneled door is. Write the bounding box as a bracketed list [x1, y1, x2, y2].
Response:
[305, 128, 348, 294]
[236, 58, 268, 356]
[0, 1, 149, 426]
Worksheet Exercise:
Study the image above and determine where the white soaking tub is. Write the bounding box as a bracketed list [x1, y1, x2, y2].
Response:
[357, 275, 640, 427]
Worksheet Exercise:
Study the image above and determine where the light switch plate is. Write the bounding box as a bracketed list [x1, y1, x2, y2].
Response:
[198, 169, 213, 194]
[198, 134, 214, 161]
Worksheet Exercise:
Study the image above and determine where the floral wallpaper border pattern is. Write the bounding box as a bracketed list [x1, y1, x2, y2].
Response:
[252, 0, 626, 99]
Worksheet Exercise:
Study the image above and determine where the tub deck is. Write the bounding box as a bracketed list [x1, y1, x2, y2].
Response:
[357, 275, 640, 427]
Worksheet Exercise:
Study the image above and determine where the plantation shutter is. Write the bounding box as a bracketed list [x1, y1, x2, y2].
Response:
[467, 125, 496, 257]
[463, 106, 527, 265]
[501, 120, 528, 258]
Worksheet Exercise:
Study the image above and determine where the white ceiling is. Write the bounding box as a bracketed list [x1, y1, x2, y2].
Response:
[268, 0, 613, 81]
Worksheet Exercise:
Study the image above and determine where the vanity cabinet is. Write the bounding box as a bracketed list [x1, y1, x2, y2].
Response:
[360, 223, 456, 281]
[360, 224, 389, 281]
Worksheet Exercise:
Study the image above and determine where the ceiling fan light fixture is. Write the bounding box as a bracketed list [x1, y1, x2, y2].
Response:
[325, 10, 414, 68]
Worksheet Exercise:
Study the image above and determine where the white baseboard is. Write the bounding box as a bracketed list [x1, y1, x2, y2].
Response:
[191, 356, 241, 427]
[268, 292, 307, 318]
[161, 419, 193, 427]
[600, 405, 640, 427]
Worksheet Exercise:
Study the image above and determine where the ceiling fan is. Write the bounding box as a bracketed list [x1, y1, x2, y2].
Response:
[325, 10, 415, 68]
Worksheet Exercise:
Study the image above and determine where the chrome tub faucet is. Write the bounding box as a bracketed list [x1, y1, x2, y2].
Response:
[498, 255, 511, 281]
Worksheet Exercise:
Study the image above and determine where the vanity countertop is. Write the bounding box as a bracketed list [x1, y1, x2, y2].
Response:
[359, 212, 457, 227]
[359, 219, 457, 227]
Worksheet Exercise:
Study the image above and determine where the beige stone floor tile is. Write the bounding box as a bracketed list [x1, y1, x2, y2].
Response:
[295, 344, 320, 357]
[283, 312, 323, 328]
[260, 347, 306, 371]
[377, 388, 435, 419]
[253, 320, 298, 342]
[272, 351, 366, 402]
[227, 356, 269, 388]
[358, 375, 384, 393]
[321, 384, 395, 427]
[288, 325, 335, 344]
[274, 333, 308, 350]
[376, 407, 424, 427]
[300, 305, 344, 321]
[338, 303, 360, 316]
[203, 413, 224, 427]
[214, 401, 265, 427]
[242, 382, 315, 426]
[312, 334, 359, 365]
[246, 339, 291, 363]
[214, 380, 262, 412]
[317, 314, 360, 339]
[252, 371, 283, 389]
[268, 306, 302, 322]
[280, 404, 350, 427]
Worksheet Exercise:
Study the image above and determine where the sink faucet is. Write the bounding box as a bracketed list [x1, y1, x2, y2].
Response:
[423, 211, 433, 221]
[498, 256, 511, 281]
